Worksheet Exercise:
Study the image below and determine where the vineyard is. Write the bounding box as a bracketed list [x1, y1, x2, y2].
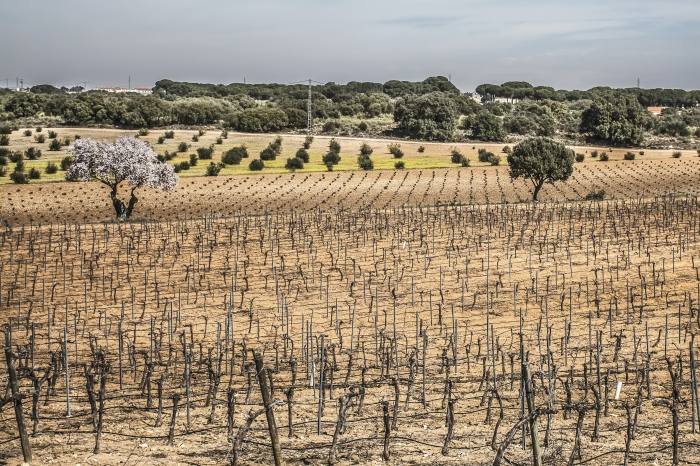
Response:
[2, 188, 700, 465]
[1, 157, 700, 226]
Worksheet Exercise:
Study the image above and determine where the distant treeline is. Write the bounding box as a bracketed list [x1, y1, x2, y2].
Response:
[475, 81, 700, 107]
[1, 77, 699, 146]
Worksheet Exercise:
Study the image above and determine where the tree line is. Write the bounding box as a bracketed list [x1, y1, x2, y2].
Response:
[1, 77, 699, 147]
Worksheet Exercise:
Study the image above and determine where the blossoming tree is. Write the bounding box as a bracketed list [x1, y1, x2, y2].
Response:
[67, 136, 178, 218]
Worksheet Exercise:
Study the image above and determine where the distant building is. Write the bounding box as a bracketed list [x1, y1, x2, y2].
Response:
[646, 106, 665, 116]
[94, 87, 152, 95]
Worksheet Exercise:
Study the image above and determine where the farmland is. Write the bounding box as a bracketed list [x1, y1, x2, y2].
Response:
[1, 130, 700, 465]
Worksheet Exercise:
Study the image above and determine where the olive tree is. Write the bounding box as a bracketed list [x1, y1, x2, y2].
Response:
[67, 136, 178, 218]
[507, 137, 574, 201]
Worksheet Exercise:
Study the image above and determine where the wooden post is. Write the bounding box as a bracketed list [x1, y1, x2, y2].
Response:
[254, 351, 284, 466]
[5, 347, 32, 463]
[522, 362, 542, 466]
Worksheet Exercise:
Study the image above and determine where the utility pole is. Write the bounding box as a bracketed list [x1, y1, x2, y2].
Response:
[16, 77, 18, 90]
[307, 79, 313, 134]
[128, 76, 131, 90]
[637, 77, 640, 88]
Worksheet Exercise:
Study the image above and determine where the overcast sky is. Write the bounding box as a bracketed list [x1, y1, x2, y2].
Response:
[1, 0, 698, 92]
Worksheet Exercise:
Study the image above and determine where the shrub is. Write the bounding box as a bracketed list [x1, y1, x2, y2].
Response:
[623, 151, 636, 160]
[25, 147, 41, 159]
[323, 120, 341, 132]
[489, 154, 502, 166]
[14, 158, 24, 172]
[60, 155, 74, 170]
[74, 135, 81, 140]
[216, 137, 223, 144]
[329, 138, 341, 153]
[0, 125, 13, 135]
[45, 161, 58, 174]
[28, 167, 41, 179]
[672, 151, 682, 158]
[174, 161, 190, 173]
[357, 154, 374, 170]
[192, 134, 199, 142]
[138, 128, 149, 136]
[34, 134, 45, 143]
[48, 130, 58, 139]
[395, 161, 405, 169]
[358, 121, 368, 131]
[584, 190, 605, 201]
[156, 154, 166, 162]
[295, 148, 310, 163]
[325, 162, 334, 171]
[590, 150, 598, 158]
[35, 127, 42, 133]
[10, 171, 29, 184]
[599, 152, 609, 161]
[460, 156, 470, 167]
[196, 145, 215, 159]
[157, 136, 165, 144]
[10, 151, 23, 163]
[23, 129, 32, 137]
[260, 146, 277, 161]
[63, 137, 71, 146]
[270, 136, 283, 156]
[418, 145, 425, 153]
[0, 155, 6, 166]
[285, 157, 304, 171]
[697, 149, 700, 157]
[222, 146, 248, 165]
[163, 151, 175, 161]
[48, 138, 62, 151]
[178, 141, 190, 152]
[206, 162, 224, 176]
[322, 151, 341, 165]
[198, 129, 206, 136]
[221, 130, 228, 139]
[0, 166, 6, 176]
[303, 135, 314, 149]
[0, 135, 9, 146]
[451, 150, 464, 164]
[249, 159, 264, 171]
[477, 148, 494, 162]
[502, 146, 513, 155]
[189, 153, 198, 166]
[575, 153, 585, 162]
[639, 151, 644, 155]
[388, 143, 404, 158]
[360, 142, 373, 156]
[164, 131, 175, 139]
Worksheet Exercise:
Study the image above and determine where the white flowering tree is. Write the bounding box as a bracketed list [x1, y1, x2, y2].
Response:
[67, 136, 178, 219]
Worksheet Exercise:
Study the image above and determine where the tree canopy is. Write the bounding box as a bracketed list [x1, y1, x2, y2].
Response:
[393, 92, 458, 141]
[579, 95, 648, 146]
[67, 136, 177, 218]
[507, 137, 575, 201]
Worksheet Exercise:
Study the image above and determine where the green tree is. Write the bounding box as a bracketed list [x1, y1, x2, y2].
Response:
[579, 95, 647, 145]
[507, 137, 575, 201]
[393, 92, 458, 141]
[463, 112, 506, 142]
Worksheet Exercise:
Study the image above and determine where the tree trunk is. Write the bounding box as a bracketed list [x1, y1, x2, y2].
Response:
[532, 181, 544, 201]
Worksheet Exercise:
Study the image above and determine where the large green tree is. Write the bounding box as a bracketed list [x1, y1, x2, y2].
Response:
[507, 137, 575, 201]
[393, 92, 458, 141]
[579, 95, 647, 145]
[463, 111, 507, 141]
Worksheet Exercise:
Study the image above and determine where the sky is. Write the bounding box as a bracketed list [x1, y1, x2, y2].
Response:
[1, 0, 699, 92]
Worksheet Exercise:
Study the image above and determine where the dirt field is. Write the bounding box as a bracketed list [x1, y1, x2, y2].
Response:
[2, 190, 700, 465]
[0, 156, 699, 226]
